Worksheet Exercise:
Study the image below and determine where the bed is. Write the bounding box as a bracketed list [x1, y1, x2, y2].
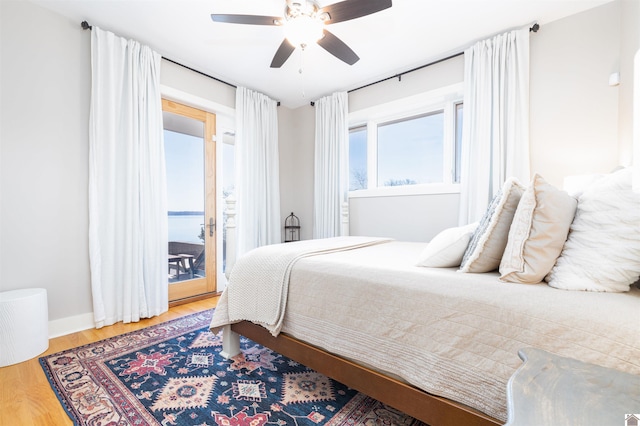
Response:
[212, 165, 640, 425]
[210, 237, 640, 425]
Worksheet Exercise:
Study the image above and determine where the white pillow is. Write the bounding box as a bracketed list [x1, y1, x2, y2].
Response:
[499, 174, 577, 284]
[416, 223, 478, 268]
[460, 178, 525, 273]
[546, 167, 640, 292]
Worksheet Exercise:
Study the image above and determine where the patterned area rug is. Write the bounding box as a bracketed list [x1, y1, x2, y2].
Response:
[40, 309, 426, 425]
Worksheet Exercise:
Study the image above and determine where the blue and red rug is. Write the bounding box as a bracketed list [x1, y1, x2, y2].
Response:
[40, 309, 425, 425]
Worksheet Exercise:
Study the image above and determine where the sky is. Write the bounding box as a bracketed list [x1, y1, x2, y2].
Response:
[349, 112, 445, 190]
[164, 129, 235, 212]
[164, 130, 205, 212]
[349, 127, 367, 190]
[378, 112, 444, 184]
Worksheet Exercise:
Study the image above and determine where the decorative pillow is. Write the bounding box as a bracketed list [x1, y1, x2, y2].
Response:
[459, 178, 525, 273]
[416, 223, 478, 268]
[546, 167, 640, 292]
[499, 174, 577, 284]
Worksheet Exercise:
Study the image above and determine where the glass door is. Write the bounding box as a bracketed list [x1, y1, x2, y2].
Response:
[162, 99, 217, 302]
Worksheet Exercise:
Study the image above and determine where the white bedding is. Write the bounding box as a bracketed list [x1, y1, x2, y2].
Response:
[212, 240, 640, 421]
[214, 236, 390, 335]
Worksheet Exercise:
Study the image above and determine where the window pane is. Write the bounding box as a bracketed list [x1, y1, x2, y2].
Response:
[454, 103, 463, 183]
[377, 111, 444, 186]
[349, 126, 367, 190]
[164, 124, 205, 284]
[222, 136, 235, 198]
[164, 128, 205, 245]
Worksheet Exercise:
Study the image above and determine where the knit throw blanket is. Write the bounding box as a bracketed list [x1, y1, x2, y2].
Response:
[211, 236, 391, 336]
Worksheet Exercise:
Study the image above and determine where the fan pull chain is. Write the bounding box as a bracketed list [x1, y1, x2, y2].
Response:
[299, 46, 306, 98]
[299, 44, 305, 74]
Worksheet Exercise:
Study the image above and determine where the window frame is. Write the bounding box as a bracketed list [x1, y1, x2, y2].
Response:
[348, 83, 463, 198]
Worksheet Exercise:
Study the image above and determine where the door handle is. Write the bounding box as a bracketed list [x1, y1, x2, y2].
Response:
[207, 217, 216, 237]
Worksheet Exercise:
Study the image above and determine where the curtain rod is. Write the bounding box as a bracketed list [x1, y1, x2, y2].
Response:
[81, 21, 284, 106]
[347, 23, 539, 95]
[346, 50, 464, 95]
[309, 50, 462, 107]
[82, 20, 537, 109]
[308, 22, 541, 105]
[81, 21, 237, 91]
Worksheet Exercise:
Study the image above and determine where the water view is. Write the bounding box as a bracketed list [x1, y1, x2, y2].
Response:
[168, 213, 204, 244]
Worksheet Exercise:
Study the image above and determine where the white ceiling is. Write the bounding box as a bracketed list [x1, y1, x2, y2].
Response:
[31, 0, 612, 108]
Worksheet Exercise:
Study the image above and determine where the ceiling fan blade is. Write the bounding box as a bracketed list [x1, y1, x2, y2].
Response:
[317, 29, 359, 65]
[320, 0, 392, 25]
[270, 39, 296, 68]
[211, 14, 281, 26]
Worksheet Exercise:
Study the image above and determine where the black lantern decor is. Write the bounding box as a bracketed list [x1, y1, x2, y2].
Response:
[284, 212, 300, 242]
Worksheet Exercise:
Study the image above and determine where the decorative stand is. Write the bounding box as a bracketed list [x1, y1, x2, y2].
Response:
[284, 212, 300, 242]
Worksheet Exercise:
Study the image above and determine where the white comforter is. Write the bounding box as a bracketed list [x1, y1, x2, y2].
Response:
[211, 236, 390, 335]
[211, 240, 640, 422]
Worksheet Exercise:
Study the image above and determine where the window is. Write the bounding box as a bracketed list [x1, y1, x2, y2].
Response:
[349, 126, 367, 191]
[377, 111, 444, 186]
[162, 99, 217, 300]
[348, 83, 463, 196]
[454, 102, 464, 183]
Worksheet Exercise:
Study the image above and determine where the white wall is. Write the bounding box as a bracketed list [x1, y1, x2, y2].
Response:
[349, 194, 460, 241]
[529, 1, 622, 187]
[278, 105, 315, 241]
[1, 0, 235, 332]
[618, 0, 640, 166]
[1, 0, 93, 323]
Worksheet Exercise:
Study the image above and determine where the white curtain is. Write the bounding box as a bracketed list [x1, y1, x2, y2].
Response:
[89, 27, 167, 328]
[459, 28, 530, 224]
[235, 87, 281, 255]
[313, 92, 349, 238]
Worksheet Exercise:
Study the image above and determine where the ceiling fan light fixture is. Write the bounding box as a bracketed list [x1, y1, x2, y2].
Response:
[211, 0, 392, 67]
[284, 15, 324, 47]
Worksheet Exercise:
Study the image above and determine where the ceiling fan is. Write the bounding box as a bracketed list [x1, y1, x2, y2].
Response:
[211, 0, 392, 68]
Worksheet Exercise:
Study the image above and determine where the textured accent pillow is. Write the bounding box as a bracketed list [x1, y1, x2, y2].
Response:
[416, 223, 478, 268]
[460, 178, 525, 273]
[546, 167, 640, 292]
[499, 174, 577, 284]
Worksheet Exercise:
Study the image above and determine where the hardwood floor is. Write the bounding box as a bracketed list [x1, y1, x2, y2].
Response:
[0, 296, 219, 426]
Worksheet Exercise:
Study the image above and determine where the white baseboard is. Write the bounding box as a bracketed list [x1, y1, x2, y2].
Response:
[48, 312, 95, 338]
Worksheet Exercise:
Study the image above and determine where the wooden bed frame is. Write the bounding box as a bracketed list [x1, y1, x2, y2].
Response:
[228, 320, 501, 426]
[221, 200, 500, 425]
